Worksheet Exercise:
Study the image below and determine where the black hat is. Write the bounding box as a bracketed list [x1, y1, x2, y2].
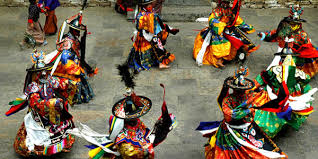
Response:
[26, 64, 53, 72]
[66, 11, 86, 31]
[112, 89, 152, 119]
[138, 0, 155, 5]
[224, 66, 255, 90]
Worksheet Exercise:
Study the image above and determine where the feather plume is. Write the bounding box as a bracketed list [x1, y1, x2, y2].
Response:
[117, 63, 135, 89]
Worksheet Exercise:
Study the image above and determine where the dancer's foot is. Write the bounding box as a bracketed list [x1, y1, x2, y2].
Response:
[159, 63, 170, 69]
[19, 41, 26, 50]
[216, 59, 224, 67]
[43, 40, 48, 46]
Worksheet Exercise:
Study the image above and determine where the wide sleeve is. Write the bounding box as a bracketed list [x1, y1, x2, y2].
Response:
[28, 6, 37, 23]
[222, 97, 252, 123]
[137, 13, 155, 34]
[262, 29, 280, 42]
[208, 12, 227, 35]
[45, 0, 53, 10]
[48, 75, 60, 89]
[28, 93, 46, 114]
[234, 15, 255, 34]
[249, 74, 265, 92]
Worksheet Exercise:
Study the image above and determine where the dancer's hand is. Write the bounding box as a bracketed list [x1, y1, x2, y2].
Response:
[257, 32, 266, 41]
[44, 9, 48, 16]
[170, 29, 179, 35]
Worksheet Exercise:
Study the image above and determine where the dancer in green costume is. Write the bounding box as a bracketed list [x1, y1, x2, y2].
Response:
[251, 53, 317, 138]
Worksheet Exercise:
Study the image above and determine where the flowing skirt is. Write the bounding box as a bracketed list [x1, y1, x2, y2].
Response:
[252, 87, 311, 138]
[193, 27, 258, 67]
[26, 21, 45, 44]
[127, 31, 175, 71]
[44, 10, 58, 35]
[54, 75, 94, 106]
[193, 27, 236, 67]
[14, 121, 75, 157]
[204, 121, 286, 159]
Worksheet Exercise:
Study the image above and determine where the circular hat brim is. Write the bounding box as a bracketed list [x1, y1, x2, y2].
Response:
[67, 23, 86, 31]
[26, 63, 53, 72]
[112, 96, 152, 119]
[285, 17, 307, 23]
[139, 0, 155, 5]
[274, 52, 300, 57]
[224, 77, 255, 90]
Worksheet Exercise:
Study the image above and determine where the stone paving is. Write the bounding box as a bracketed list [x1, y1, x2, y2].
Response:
[0, 6, 318, 159]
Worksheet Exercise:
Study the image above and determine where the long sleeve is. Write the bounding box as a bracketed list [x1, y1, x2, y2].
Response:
[137, 12, 155, 34]
[29, 93, 46, 115]
[208, 12, 227, 36]
[262, 29, 279, 42]
[29, 93, 63, 124]
[222, 97, 252, 123]
[28, 5, 37, 23]
[234, 16, 255, 34]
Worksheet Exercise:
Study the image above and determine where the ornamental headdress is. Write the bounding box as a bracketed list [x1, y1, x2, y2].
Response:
[224, 66, 255, 90]
[112, 64, 152, 119]
[26, 49, 53, 72]
[287, 5, 306, 23]
[57, 0, 88, 43]
[66, 11, 86, 31]
[216, 0, 242, 28]
[6, 49, 54, 116]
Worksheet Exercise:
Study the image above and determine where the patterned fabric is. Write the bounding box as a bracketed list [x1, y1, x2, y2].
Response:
[127, 10, 175, 71]
[26, 21, 45, 44]
[250, 65, 313, 137]
[262, 18, 318, 77]
[193, 6, 257, 67]
[53, 33, 94, 105]
[13, 81, 75, 157]
[117, 142, 154, 159]
[203, 93, 286, 158]
[28, 4, 42, 23]
[14, 123, 75, 157]
[113, 118, 154, 159]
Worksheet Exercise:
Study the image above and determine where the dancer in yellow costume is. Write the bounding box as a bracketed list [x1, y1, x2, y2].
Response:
[193, 0, 258, 67]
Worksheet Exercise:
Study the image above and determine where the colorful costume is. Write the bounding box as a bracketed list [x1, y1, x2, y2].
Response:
[193, 0, 258, 67]
[196, 67, 288, 158]
[126, 0, 179, 71]
[67, 64, 176, 159]
[38, 0, 60, 35]
[251, 53, 316, 138]
[26, 2, 45, 45]
[259, 6, 318, 77]
[6, 50, 75, 157]
[47, 11, 98, 105]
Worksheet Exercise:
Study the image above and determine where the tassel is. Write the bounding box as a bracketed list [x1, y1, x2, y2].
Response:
[6, 100, 28, 116]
